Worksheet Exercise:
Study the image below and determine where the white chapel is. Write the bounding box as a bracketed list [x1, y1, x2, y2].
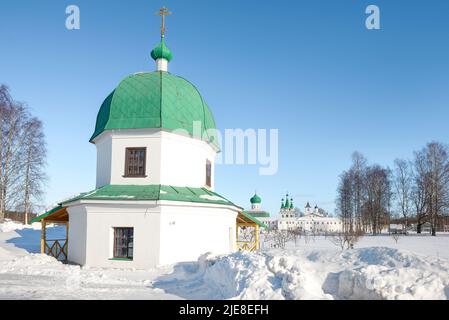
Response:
[32, 8, 264, 269]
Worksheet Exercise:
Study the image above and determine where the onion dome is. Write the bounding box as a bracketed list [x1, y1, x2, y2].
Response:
[151, 37, 173, 62]
[250, 193, 262, 204]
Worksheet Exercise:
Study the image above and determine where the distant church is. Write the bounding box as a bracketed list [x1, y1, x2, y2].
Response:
[243, 193, 277, 229]
[277, 194, 342, 233]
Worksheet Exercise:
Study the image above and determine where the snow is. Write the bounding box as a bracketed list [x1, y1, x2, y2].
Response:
[199, 195, 224, 201]
[1, 220, 449, 300]
[0, 220, 41, 233]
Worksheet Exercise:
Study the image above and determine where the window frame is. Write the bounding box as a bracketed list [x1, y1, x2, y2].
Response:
[113, 227, 134, 260]
[124, 147, 147, 178]
[205, 159, 212, 188]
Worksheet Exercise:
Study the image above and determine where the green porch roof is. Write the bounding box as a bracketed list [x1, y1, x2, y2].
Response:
[32, 185, 242, 223]
[31, 205, 64, 223]
[239, 211, 267, 229]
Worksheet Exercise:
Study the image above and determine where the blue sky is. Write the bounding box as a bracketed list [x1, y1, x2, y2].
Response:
[1, 0, 449, 216]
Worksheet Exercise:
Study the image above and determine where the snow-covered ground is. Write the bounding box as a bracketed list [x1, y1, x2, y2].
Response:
[1, 220, 448, 300]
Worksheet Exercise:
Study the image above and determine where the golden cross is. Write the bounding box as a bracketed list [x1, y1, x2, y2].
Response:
[156, 7, 172, 37]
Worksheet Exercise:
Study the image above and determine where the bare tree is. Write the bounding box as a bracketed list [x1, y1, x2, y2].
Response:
[364, 165, 392, 235]
[336, 170, 354, 233]
[288, 227, 302, 247]
[0, 85, 47, 223]
[412, 150, 430, 233]
[21, 118, 47, 224]
[392, 232, 400, 244]
[414, 142, 449, 236]
[0, 86, 28, 222]
[393, 159, 413, 234]
[351, 152, 367, 232]
[265, 230, 292, 249]
[329, 229, 363, 251]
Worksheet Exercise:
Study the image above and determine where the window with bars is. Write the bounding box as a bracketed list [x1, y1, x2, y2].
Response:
[124, 147, 147, 177]
[206, 160, 212, 187]
[113, 227, 134, 260]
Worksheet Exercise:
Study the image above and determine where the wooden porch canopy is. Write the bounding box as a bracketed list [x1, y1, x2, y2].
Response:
[236, 211, 266, 252]
[237, 211, 267, 227]
[32, 205, 68, 223]
[31, 206, 69, 261]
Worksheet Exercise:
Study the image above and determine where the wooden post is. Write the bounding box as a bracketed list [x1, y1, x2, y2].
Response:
[255, 224, 260, 250]
[40, 220, 46, 254]
[65, 221, 69, 253]
[236, 223, 239, 251]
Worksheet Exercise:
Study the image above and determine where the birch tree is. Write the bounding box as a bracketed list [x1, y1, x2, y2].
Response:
[415, 142, 449, 236]
[0, 85, 47, 223]
[393, 159, 412, 233]
[21, 118, 47, 224]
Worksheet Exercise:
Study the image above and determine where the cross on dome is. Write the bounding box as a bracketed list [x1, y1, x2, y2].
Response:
[151, 7, 173, 71]
[157, 7, 172, 37]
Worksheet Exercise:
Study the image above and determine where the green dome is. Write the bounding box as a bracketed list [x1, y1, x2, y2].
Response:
[151, 38, 173, 62]
[250, 193, 262, 204]
[90, 72, 219, 149]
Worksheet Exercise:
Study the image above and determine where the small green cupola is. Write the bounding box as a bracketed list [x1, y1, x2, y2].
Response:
[290, 198, 294, 210]
[250, 193, 262, 205]
[151, 37, 173, 63]
[281, 198, 285, 209]
[284, 194, 290, 209]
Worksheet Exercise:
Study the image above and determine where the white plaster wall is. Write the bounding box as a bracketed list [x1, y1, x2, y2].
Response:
[95, 136, 112, 188]
[66, 200, 238, 269]
[158, 202, 238, 265]
[79, 202, 161, 269]
[67, 205, 88, 265]
[94, 129, 217, 189]
[110, 129, 162, 186]
[160, 131, 216, 190]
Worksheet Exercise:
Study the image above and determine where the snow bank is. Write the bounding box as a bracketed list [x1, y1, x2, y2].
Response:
[198, 252, 284, 299]
[155, 247, 449, 300]
[331, 248, 449, 300]
[0, 219, 41, 233]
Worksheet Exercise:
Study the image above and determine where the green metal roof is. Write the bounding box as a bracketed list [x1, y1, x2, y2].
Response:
[151, 37, 173, 62]
[90, 72, 219, 149]
[240, 211, 267, 228]
[242, 210, 270, 218]
[30, 205, 63, 223]
[32, 185, 242, 223]
[61, 185, 241, 207]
